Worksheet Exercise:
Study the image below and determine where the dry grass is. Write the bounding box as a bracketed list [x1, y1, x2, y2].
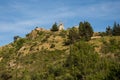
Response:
[89, 36, 120, 53]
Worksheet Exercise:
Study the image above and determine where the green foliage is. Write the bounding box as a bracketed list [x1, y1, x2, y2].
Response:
[0, 71, 12, 80]
[51, 22, 59, 31]
[0, 39, 120, 80]
[41, 34, 50, 43]
[0, 23, 120, 80]
[64, 39, 71, 46]
[106, 26, 112, 36]
[65, 41, 99, 80]
[112, 22, 120, 36]
[101, 38, 120, 54]
[106, 22, 120, 36]
[68, 27, 80, 44]
[13, 38, 26, 50]
[98, 32, 106, 37]
[64, 41, 120, 80]
[105, 63, 120, 80]
[79, 21, 94, 41]
[59, 30, 67, 38]
[14, 35, 21, 41]
[48, 65, 64, 78]
[65, 21, 93, 45]
[37, 31, 45, 36]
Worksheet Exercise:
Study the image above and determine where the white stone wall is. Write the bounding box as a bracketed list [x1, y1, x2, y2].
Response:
[58, 23, 64, 30]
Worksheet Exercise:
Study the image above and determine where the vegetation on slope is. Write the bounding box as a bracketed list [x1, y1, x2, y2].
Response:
[0, 21, 120, 80]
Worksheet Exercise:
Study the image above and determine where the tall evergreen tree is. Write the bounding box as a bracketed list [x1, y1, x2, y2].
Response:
[79, 22, 84, 36]
[106, 26, 112, 36]
[51, 22, 58, 31]
[68, 27, 79, 43]
[79, 21, 93, 41]
[14, 36, 20, 41]
[112, 22, 120, 36]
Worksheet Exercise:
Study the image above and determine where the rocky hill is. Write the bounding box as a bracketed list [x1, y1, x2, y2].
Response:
[0, 27, 120, 80]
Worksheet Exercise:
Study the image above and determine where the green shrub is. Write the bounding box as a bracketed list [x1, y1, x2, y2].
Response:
[68, 27, 80, 44]
[64, 41, 119, 80]
[13, 38, 26, 50]
[105, 62, 120, 80]
[64, 39, 71, 45]
[41, 38, 47, 43]
[37, 31, 44, 36]
[101, 39, 120, 54]
[14, 36, 21, 41]
[0, 71, 12, 80]
[59, 30, 67, 38]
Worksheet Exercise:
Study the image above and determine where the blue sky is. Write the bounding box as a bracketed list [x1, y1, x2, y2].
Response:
[0, 0, 120, 46]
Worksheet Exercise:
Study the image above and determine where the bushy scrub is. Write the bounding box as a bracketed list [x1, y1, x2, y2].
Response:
[101, 39, 120, 54]
[13, 38, 26, 50]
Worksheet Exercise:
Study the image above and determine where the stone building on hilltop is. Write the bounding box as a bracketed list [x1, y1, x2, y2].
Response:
[58, 23, 64, 31]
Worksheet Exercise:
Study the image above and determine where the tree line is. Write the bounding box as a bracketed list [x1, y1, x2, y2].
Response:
[106, 22, 120, 36]
[14, 21, 120, 42]
[50, 21, 120, 44]
[67, 21, 93, 44]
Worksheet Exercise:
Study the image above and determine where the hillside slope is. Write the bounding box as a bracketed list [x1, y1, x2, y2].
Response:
[0, 28, 120, 80]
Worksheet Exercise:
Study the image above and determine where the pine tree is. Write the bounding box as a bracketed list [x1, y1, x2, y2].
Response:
[68, 27, 79, 43]
[14, 36, 20, 41]
[106, 26, 112, 36]
[79, 22, 85, 38]
[79, 21, 93, 41]
[51, 22, 58, 31]
[112, 22, 120, 36]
